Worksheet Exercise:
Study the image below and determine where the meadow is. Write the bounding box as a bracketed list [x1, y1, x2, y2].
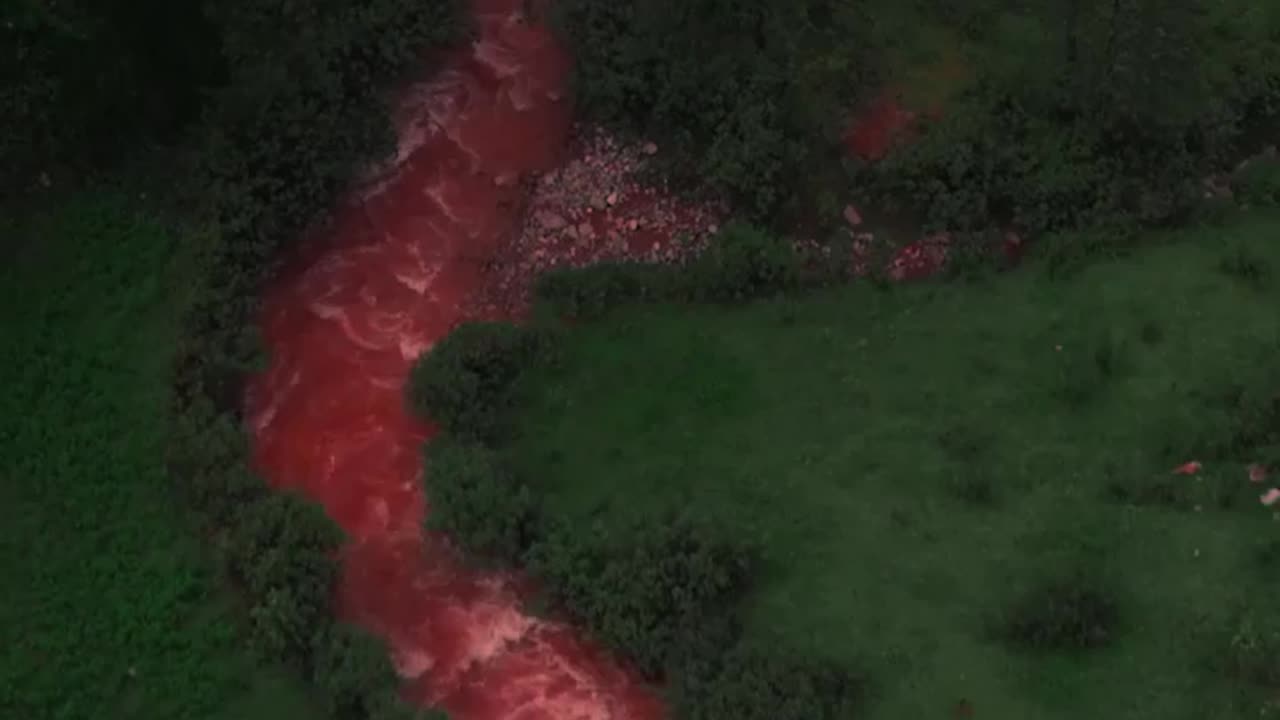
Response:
[0, 195, 318, 720]
[500, 211, 1280, 719]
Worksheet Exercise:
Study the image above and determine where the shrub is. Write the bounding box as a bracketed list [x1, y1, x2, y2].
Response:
[1223, 612, 1280, 687]
[684, 223, 802, 303]
[1236, 157, 1280, 206]
[996, 573, 1120, 652]
[1219, 244, 1273, 290]
[528, 513, 753, 677]
[422, 436, 538, 565]
[534, 262, 676, 320]
[312, 624, 403, 720]
[224, 492, 343, 670]
[668, 641, 864, 720]
[406, 322, 553, 443]
[168, 399, 269, 526]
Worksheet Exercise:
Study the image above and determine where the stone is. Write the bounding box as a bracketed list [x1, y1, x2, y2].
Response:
[642, 142, 658, 155]
[607, 192, 618, 206]
[535, 211, 566, 230]
[842, 204, 862, 226]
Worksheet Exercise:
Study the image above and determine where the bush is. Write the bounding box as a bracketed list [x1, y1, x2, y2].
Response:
[422, 436, 538, 565]
[1236, 157, 1280, 206]
[534, 262, 677, 320]
[224, 492, 343, 670]
[528, 513, 753, 677]
[683, 223, 802, 302]
[996, 573, 1120, 652]
[668, 641, 863, 720]
[312, 624, 403, 720]
[1223, 612, 1280, 688]
[406, 322, 554, 443]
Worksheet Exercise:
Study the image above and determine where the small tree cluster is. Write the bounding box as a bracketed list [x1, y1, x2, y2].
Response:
[406, 322, 555, 443]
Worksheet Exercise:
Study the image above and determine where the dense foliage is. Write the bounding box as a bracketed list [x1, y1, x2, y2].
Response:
[552, 0, 869, 221]
[557, 0, 1280, 236]
[869, 1, 1280, 235]
[406, 322, 555, 443]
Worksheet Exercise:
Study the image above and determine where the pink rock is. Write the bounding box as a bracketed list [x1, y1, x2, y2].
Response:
[1249, 463, 1269, 483]
[535, 210, 566, 230]
[843, 204, 863, 226]
[642, 142, 658, 155]
[627, 219, 639, 231]
[1262, 488, 1280, 506]
[1172, 461, 1202, 476]
[607, 192, 618, 206]
[576, 222, 592, 238]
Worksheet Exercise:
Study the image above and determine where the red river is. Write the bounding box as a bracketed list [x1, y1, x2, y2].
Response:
[245, 1, 936, 718]
[246, 1, 663, 717]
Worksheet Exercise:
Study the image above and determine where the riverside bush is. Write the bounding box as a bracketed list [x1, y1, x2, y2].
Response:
[313, 624, 413, 720]
[684, 222, 803, 302]
[534, 262, 677, 320]
[422, 435, 538, 565]
[668, 641, 863, 720]
[527, 514, 753, 677]
[531, 223, 806, 319]
[406, 321, 555, 443]
[225, 492, 342, 671]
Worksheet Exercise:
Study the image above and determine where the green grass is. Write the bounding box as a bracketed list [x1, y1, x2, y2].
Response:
[508, 211, 1280, 719]
[0, 193, 317, 720]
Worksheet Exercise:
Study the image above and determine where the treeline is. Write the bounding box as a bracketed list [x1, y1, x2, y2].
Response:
[1, 0, 226, 198]
[554, 0, 1280, 236]
[136, 1, 465, 719]
[407, 225, 867, 720]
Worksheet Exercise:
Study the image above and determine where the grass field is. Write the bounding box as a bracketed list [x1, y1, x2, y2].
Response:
[507, 212, 1280, 719]
[0, 194, 316, 720]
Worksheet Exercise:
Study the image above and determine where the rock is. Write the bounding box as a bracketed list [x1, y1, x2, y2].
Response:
[642, 142, 658, 155]
[607, 191, 618, 206]
[843, 204, 862, 226]
[535, 211, 566, 230]
[627, 219, 639, 231]
[576, 222, 592, 238]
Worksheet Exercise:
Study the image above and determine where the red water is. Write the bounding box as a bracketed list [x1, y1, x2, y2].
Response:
[843, 91, 919, 162]
[245, 2, 663, 717]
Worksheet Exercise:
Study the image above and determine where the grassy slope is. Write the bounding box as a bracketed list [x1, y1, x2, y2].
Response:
[0, 194, 316, 720]
[509, 212, 1280, 719]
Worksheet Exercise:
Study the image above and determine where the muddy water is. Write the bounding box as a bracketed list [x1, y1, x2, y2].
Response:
[245, 2, 663, 718]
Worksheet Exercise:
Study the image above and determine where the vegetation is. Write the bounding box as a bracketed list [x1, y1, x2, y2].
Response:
[0, 196, 319, 720]
[410, 209, 1280, 718]
[4, 1, 465, 719]
[555, 0, 1280, 234]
